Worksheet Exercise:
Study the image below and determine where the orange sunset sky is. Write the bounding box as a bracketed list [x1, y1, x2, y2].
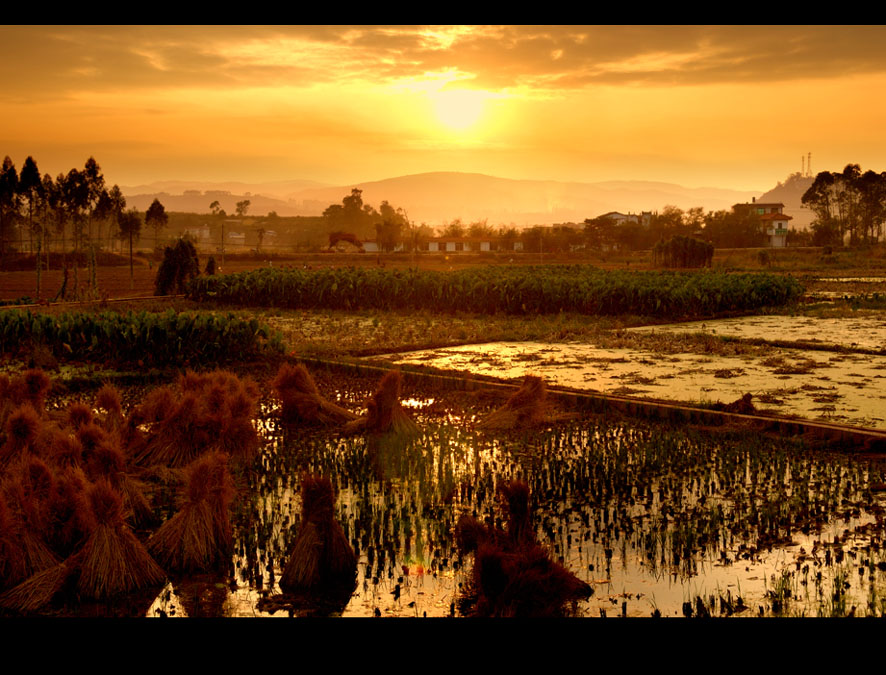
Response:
[3, 25, 886, 191]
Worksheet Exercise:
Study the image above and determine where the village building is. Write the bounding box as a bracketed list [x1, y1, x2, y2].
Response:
[733, 201, 792, 247]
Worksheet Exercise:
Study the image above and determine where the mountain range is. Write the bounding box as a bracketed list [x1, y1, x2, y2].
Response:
[121, 171, 774, 227]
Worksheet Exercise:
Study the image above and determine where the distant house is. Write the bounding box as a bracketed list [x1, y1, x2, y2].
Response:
[598, 211, 640, 225]
[421, 236, 496, 252]
[597, 211, 653, 228]
[361, 239, 404, 253]
[183, 224, 212, 244]
[733, 201, 792, 247]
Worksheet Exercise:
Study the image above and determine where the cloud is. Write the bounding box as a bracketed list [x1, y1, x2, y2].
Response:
[4, 25, 886, 102]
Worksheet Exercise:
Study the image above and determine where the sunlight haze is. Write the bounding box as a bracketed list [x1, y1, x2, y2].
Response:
[3, 25, 886, 192]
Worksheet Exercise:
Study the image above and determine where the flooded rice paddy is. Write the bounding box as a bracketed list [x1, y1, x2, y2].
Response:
[382, 314, 886, 430]
[141, 372, 886, 618]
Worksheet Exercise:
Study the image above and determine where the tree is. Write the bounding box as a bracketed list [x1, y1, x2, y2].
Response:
[145, 198, 169, 249]
[155, 238, 199, 295]
[703, 209, 764, 248]
[441, 218, 465, 238]
[322, 189, 379, 239]
[375, 220, 403, 252]
[118, 208, 142, 290]
[235, 199, 251, 218]
[107, 185, 126, 252]
[18, 156, 41, 254]
[0, 157, 19, 265]
[803, 165, 886, 245]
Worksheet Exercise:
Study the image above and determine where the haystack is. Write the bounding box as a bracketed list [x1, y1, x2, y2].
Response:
[74, 479, 165, 601]
[477, 375, 569, 430]
[272, 363, 357, 425]
[0, 492, 29, 591]
[95, 383, 125, 433]
[0, 480, 165, 611]
[129, 371, 260, 468]
[456, 480, 592, 617]
[279, 475, 356, 607]
[343, 371, 419, 435]
[0, 403, 42, 470]
[81, 432, 154, 529]
[147, 452, 235, 574]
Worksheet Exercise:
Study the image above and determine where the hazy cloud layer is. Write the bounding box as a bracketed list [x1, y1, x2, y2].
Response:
[5, 25, 886, 98]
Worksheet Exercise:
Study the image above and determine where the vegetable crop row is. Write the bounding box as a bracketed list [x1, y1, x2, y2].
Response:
[188, 265, 805, 317]
[0, 309, 285, 367]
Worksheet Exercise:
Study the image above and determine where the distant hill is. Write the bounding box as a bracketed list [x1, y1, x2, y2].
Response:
[121, 172, 766, 226]
[756, 173, 815, 230]
[284, 172, 758, 226]
[119, 179, 331, 217]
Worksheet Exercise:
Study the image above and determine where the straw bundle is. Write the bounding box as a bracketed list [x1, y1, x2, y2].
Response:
[45, 466, 92, 558]
[147, 452, 235, 573]
[13, 369, 52, 412]
[81, 434, 154, 529]
[272, 363, 357, 426]
[65, 402, 94, 430]
[0, 559, 71, 613]
[343, 371, 419, 435]
[95, 383, 124, 431]
[129, 371, 260, 468]
[74, 480, 165, 601]
[0, 403, 42, 470]
[456, 479, 591, 617]
[279, 475, 356, 605]
[477, 376, 554, 430]
[0, 492, 28, 590]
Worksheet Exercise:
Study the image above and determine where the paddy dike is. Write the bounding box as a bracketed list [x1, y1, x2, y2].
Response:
[377, 314, 886, 431]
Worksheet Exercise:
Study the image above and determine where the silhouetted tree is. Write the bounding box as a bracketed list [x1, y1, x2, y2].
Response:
[145, 198, 169, 249]
[18, 156, 41, 255]
[155, 238, 199, 295]
[803, 165, 886, 245]
[235, 199, 251, 218]
[118, 208, 142, 290]
[0, 157, 19, 265]
[107, 185, 126, 252]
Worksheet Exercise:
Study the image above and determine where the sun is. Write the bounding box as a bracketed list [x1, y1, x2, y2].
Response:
[429, 88, 489, 132]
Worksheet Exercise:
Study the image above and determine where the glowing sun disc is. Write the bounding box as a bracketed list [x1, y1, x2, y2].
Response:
[430, 88, 488, 131]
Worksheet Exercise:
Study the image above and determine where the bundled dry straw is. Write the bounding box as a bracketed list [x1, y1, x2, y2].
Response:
[456, 480, 592, 617]
[477, 375, 574, 431]
[0, 480, 165, 611]
[272, 363, 357, 425]
[73, 479, 165, 601]
[128, 370, 260, 468]
[147, 452, 235, 574]
[0, 403, 42, 471]
[279, 475, 356, 606]
[343, 371, 419, 435]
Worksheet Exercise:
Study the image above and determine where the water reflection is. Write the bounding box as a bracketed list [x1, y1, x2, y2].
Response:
[159, 382, 886, 617]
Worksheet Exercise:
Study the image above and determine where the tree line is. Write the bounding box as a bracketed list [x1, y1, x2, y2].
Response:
[0, 155, 168, 297]
[802, 164, 886, 246]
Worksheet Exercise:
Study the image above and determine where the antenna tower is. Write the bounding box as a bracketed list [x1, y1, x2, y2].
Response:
[807, 152, 812, 177]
